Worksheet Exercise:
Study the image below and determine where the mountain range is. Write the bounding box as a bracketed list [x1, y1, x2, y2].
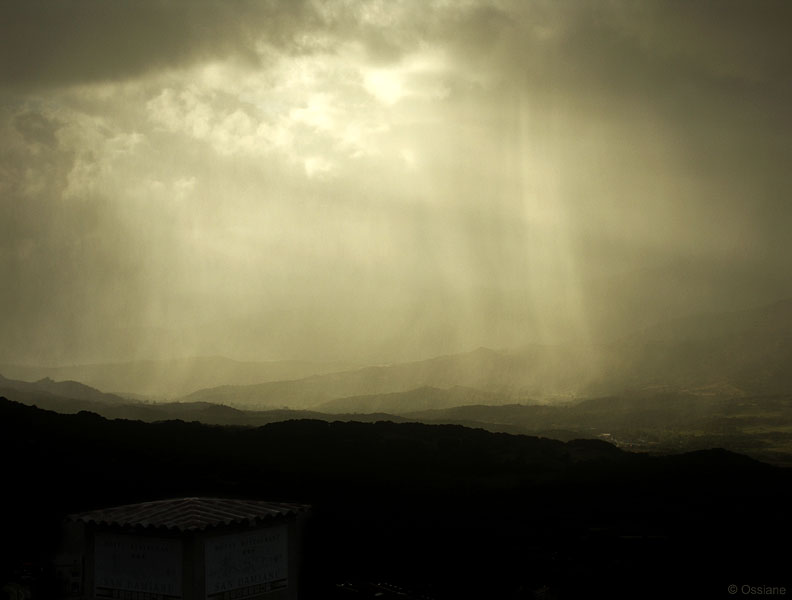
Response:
[177, 298, 792, 410]
[2, 297, 792, 417]
[0, 355, 356, 398]
[0, 373, 126, 405]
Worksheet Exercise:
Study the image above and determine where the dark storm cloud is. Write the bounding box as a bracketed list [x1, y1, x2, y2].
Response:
[0, 0, 317, 88]
[2, 0, 792, 365]
[422, 0, 792, 129]
[3, 0, 790, 90]
[424, 0, 792, 332]
[616, 0, 792, 84]
[13, 110, 61, 147]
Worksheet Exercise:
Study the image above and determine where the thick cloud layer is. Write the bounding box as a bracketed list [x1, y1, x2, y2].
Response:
[1, 0, 791, 365]
[0, 0, 316, 87]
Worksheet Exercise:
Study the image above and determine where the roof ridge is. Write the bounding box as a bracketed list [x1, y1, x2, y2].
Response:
[70, 497, 309, 532]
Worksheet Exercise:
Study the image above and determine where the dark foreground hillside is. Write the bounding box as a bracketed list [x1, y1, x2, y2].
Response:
[1, 398, 790, 599]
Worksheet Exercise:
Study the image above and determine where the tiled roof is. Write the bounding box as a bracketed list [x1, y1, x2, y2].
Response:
[70, 497, 308, 532]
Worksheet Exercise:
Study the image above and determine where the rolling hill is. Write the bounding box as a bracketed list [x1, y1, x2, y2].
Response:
[2, 397, 790, 599]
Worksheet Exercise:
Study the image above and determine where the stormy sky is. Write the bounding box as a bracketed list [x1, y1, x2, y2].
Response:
[1, 0, 791, 365]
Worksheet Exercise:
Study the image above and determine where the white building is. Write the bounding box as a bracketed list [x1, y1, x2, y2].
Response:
[56, 497, 310, 600]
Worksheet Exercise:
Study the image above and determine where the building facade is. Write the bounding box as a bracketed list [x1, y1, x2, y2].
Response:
[55, 497, 310, 600]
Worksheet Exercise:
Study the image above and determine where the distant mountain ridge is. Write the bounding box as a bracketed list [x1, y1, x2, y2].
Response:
[180, 345, 600, 409]
[0, 355, 357, 398]
[601, 298, 792, 396]
[0, 371, 412, 427]
[4, 297, 792, 416]
[178, 297, 792, 409]
[316, 385, 514, 414]
[0, 372, 126, 404]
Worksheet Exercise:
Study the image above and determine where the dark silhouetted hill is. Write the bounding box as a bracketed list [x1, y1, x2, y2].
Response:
[2, 398, 790, 599]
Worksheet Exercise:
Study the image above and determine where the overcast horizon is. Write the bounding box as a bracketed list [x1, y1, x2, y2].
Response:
[2, 0, 792, 367]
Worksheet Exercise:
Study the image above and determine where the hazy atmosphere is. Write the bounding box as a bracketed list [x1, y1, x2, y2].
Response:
[3, 4, 792, 598]
[2, 0, 791, 366]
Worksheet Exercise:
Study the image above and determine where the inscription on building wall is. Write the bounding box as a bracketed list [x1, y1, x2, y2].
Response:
[94, 533, 182, 599]
[205, 525, 288, 599]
